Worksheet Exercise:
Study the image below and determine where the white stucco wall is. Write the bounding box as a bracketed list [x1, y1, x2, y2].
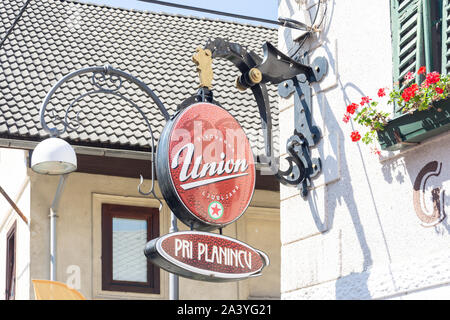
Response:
[0, 148, 30, 300]
[278, 0, 450, 300]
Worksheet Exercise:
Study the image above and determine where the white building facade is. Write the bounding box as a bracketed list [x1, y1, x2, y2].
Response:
[0, 148, 30, 300]
[278, 0, 450, 299]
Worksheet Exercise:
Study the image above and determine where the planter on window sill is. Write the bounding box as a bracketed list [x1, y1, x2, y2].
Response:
[377, 97, 450, 151]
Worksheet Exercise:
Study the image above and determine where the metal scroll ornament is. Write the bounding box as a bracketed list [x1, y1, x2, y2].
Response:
[38, 65, 169, 205]
[202, 38, 328, 197]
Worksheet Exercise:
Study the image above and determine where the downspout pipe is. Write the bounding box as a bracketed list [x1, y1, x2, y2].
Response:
[49, 174, 68, 281]
[169, 212, 179, 300]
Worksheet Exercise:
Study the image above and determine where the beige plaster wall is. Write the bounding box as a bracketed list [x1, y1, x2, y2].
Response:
[29, 169, 280, 300]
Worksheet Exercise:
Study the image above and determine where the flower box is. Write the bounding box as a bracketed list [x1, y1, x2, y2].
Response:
[377, 98, 450, 151]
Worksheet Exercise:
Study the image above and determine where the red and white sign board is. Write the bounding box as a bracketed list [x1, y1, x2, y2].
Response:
[144, 231, 269, 282]
[157, 102, 256, 231]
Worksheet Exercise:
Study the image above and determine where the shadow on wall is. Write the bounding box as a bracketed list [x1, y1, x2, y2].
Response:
[335, 272, 371, 300]
[381, 160, 407, 185]
[280, 0, 296, 54]
[304, 1, 393, 295]
[314, 80, 375, 299]
[283, 48, 377, 298]
[298, 0, 376, 299]
[316, 0, 399, 299]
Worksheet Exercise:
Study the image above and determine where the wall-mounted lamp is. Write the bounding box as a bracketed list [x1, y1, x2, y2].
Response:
[31, 137, 77, 281]
[31, 137, 77, 175]
[30, 65, 170, 282]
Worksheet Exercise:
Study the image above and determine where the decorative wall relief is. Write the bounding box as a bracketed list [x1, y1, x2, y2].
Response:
[413, 161, 446, 227]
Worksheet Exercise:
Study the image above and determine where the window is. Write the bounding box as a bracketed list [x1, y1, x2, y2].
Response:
[5, 222, 16, 300]
[391, 0, 448, 111]
[101, 204, 159, 294]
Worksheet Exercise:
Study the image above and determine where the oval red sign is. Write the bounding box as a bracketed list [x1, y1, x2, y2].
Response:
[157, 102, 256, 230]
[144, 231, 269, 282]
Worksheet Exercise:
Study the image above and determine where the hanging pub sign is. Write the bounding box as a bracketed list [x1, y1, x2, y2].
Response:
[156, 102, 256, 231]
[148, 46, 268, 284]
[144, 231, 269, 282]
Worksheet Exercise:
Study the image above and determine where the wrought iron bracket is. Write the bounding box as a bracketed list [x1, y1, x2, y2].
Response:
[38, 65, 169, 207]
[203, 38, 327, 197]
[277, 54, 327, 196]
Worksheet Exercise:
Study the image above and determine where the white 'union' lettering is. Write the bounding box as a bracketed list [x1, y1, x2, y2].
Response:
[171, 143, 249, 185]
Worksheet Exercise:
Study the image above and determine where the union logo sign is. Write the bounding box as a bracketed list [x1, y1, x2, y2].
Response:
[144, 231, 269, 282]
[157, 102, 256, 231]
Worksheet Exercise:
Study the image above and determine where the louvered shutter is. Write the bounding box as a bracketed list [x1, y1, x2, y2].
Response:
[391, 0, 424, 88]
[442, 0, 450, 74]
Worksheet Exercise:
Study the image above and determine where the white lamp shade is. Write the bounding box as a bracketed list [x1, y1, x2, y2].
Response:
[31, 138, 77, 175]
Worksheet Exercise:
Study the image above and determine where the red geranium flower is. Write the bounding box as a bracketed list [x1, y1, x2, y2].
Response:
[360, 96, 371, 106]
[342, 113, 351, 123]
[350, 131, 361, 142]
[370, 146, 381, 156]
[401, 84, 419, 102]
[417, 66, 426, 75]
[435, 87, 444, 94]
[404, 71, 414, 82]
[426, 71, 440, 85]
[346, 103, 358, 114]
[377, 88, 386, 97]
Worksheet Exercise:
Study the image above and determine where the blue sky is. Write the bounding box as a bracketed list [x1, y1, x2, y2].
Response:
[77, 0, 279, 28]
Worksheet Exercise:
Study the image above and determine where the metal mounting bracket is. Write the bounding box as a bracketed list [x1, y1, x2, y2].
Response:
[201, 38, 328, 198]
[278, 55, 327, 196]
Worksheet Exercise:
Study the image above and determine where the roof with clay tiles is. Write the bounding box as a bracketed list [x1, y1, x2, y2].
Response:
[0, 0, 279, 156]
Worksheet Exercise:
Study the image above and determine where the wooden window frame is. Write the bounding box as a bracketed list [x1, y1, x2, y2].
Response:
[101, 203, 160, 294]
[5, 222, 16, 300]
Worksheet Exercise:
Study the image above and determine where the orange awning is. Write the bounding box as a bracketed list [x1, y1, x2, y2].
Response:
[32, 280, 86, 300]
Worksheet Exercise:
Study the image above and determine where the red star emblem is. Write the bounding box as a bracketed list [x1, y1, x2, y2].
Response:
[210, 204, 221, 217]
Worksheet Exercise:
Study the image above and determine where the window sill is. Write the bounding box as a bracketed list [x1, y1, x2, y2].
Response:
[377, 98, 450, 151]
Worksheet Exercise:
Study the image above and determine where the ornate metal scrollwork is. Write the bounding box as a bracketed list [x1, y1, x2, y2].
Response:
[91, 69, 123, 92]
[39, 65, 170, 207]
[203, 38, 327, 197]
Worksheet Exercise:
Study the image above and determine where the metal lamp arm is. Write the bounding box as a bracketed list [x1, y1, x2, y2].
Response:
[38, 65, 170, 205]
[39, 66, 169, 137]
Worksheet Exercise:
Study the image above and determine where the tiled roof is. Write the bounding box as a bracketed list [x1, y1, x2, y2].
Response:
[0, 0, 26, 41]
[0, 0, 279, 156]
